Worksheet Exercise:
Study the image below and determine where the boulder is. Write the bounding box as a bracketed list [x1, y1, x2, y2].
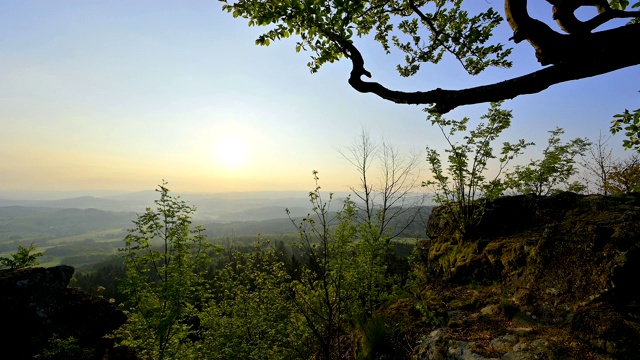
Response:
[0, 265, 128, 359]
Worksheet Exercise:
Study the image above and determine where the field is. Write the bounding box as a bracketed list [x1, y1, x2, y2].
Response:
[0, 207, 135, 267]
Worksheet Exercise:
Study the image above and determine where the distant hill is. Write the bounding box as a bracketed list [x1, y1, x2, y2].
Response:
[0, 206, 58, 217]
[203, 205, 433, 240]
[0, 191, 319, 221]
[0, 196, 130, 211]
[214, 205, 309, 221]
[0, 189, 438, 222]
[202, 217, 296, 238]
[0, 206, 135, 251]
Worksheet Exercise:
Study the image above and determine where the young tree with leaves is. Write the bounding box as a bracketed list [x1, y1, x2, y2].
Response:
[0, 242, 44, 269]
[424, 102, 531, 239]
[284, 171, 398, 359]
[286, 172, 358, 359]
[505, 128, 591, 196]
[338, 129, 425, 319]
[605, 153, 640, 194]
[114, 182, 213, 360]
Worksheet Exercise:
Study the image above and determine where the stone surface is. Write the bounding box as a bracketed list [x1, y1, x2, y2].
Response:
[415, 329, 499, 360]
[490, 334, 517, 352]
[410, 193, 640, 359]
[0, 265, 128, 359]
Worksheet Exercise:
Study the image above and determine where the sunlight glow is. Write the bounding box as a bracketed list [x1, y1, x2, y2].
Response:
[215, 137, 250, 169]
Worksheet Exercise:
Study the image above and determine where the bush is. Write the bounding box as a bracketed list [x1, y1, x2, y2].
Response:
[0, 242, 44, 269]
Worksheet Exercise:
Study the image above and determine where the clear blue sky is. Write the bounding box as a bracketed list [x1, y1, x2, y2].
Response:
[1, 1, 638, 195]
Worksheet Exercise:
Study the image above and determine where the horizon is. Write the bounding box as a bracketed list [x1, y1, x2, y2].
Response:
[0, 187, 351, 201]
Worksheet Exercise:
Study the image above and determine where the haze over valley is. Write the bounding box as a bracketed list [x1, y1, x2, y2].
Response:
[0, 189, 431, 268]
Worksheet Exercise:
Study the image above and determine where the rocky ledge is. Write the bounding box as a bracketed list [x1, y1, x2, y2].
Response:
[0, 265, 129, 359]
[408, 192, 640, 360]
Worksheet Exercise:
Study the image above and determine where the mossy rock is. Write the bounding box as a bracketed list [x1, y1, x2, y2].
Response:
[416, 192, 640, 357]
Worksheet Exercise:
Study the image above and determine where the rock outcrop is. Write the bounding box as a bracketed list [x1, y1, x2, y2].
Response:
[411, 192, 640, 359]
[0, 265, 128, 359]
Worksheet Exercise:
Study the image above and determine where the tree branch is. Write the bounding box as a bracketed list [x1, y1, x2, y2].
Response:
[346, 8, 640, 114]
[546, 0, 640, 34]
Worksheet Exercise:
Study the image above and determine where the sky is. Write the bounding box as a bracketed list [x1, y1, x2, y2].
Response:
[1, 1, 638, 197]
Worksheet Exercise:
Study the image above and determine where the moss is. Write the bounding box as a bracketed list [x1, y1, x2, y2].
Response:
[425, 240, 480, 282]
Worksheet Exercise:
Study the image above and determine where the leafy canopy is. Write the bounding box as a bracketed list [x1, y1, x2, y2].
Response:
[222, 0, 640, 113]
[222, 0, 509, 75]
[605, 154, 640, 194]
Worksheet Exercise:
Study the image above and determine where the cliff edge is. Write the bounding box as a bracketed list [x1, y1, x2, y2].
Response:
[409, 192, 640, 359]
[0, 265, 129, 359]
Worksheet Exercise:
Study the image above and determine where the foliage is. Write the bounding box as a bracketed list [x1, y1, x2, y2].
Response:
[505, 128, 591, 196]
[0, 242, 44, 269]
[221, 0, 509, 75]
[356, 313, 404, 359]
[33, 334, 95, 360]
[611, 107, 640, 152]
[286, 171, 396, 359]
[202, 246, 299, 359]
[55, 175, 414, 359]
[423, 102, 531, 238]
[200, 171, 407, 359]
[287, 172, 359, 359]
[612, 0, 636, 10]
[221, 0, 640, 113]
[339, 128, 425, 325]
[113, 182, 214, 360]
[71, 262, 128, 305]
[605, 154, 640, 194]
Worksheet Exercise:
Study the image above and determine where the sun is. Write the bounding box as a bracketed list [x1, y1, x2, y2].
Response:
[215, 137, 250, 169]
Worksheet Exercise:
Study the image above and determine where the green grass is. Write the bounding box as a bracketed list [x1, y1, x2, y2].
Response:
[45, 229, 126, 245]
